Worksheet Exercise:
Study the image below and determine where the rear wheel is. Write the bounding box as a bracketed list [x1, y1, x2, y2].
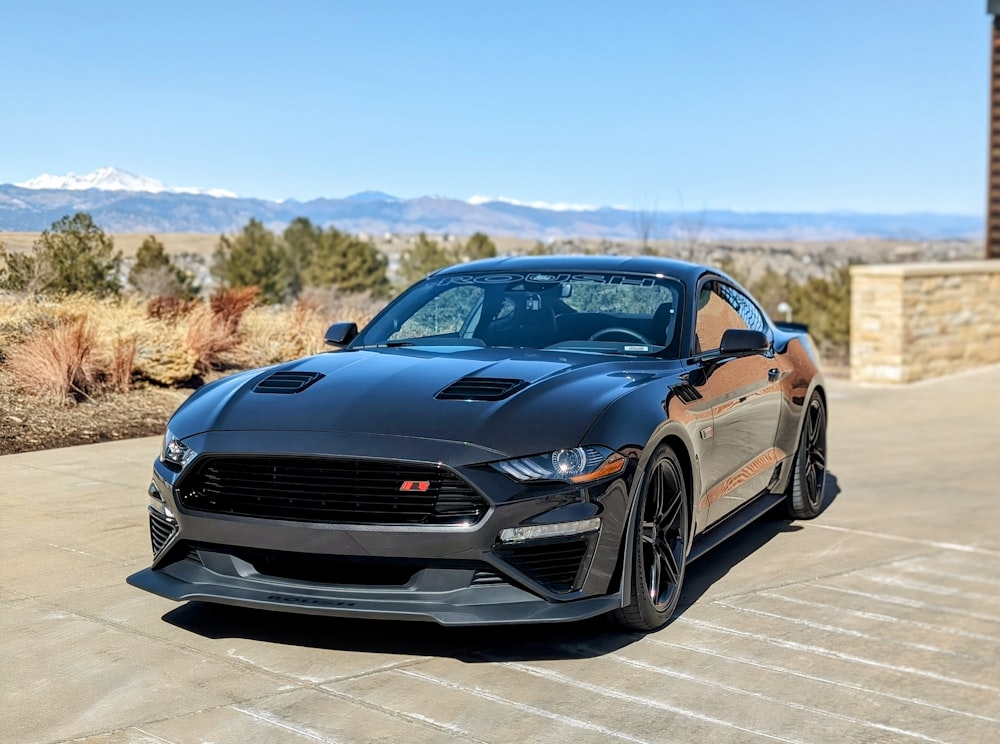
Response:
[785, 391, 827, 519]
[614, 447, 689, 632]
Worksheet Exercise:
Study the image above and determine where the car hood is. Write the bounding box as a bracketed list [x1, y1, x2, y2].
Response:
[168, 347, 674, 461]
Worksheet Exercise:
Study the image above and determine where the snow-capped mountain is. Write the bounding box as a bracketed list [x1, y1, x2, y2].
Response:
[15, 166, 236, 198]
[0, 168, 983, 239]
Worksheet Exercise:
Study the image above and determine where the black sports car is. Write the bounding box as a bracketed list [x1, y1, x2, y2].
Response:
[128, 255, 827, 631]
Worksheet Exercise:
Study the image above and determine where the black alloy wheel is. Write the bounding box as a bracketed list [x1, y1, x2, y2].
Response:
[615, 447, 689, 631]
[786, 391, 828, 519]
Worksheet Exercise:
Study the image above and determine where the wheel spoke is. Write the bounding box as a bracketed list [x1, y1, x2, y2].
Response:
[661, 492, 681, 529]
[641, 522, 657, 545]
[647, 549, 661, 600]
[811, 447, 826, 468]
[648, 467, 664, 521]
[660, 543, 681, 584]
[804, 465, 818, 502]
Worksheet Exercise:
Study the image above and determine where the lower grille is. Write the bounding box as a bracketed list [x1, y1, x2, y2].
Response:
[238, 550, 417, 586]
[177, 456, 487, 526]
[493, 538, 589, 593]
[149, 511, 177, 554]
[193, 544, 495, 588]
[471, 569, 508, 586]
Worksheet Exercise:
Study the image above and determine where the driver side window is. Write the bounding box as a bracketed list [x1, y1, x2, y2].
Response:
[695, 282, 762, 352]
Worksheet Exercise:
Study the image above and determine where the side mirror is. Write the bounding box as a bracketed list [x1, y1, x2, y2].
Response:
[719, 329, 769, 357]
[324, 322, 358, 348]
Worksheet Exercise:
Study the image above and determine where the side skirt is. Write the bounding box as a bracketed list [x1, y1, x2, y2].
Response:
[686, 491, 785, 564]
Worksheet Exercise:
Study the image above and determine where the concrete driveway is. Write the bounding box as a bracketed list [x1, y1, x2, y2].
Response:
[2, 366, 999, 743]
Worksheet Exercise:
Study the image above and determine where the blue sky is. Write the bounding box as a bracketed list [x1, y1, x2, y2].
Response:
[0, 1, 989, 214]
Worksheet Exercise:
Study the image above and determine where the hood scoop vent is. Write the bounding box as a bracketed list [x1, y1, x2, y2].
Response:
[436, 376, 525, 401]
[253, 371, 325, 394]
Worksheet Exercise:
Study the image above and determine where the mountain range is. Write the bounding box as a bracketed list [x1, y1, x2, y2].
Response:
[0, 167, 983, 241]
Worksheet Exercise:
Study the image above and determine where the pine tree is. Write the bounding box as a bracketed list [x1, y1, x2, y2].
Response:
[304, 228, 390, 297]
[459, 232, 497, 262]
[0, 213, 121, 296]
[398, 233, 452, 284]
[211, 219, 292, 304]
[129, 235, 199, 299]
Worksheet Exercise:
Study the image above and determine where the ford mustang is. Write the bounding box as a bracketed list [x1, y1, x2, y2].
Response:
[128, 255, 827, 631]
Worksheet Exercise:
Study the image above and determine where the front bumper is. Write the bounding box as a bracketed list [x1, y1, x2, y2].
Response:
[132, 433, 634, 625]
[126, 556, 621, 626]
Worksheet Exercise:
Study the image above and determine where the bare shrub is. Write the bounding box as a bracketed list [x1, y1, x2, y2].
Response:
[236, 304, 327, 367]
[0, 301, 59, 352]
[185, 306, 242, 375]
[6, 317, 98, 401]
[209, 286, 260, 333]
[133, 335, 198, 386]
[104, 336, 138, 393]
[147, 295, 197, 320]
[296, 287, 387, 328]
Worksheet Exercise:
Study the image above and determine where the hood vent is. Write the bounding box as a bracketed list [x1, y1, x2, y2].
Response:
[253, 371, 325, 394]
[436, 376, 525, 401]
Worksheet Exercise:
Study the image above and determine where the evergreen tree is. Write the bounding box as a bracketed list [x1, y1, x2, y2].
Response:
[789, 266, 851, 354]
[398, 233, 452, 284]
[304, 227, 390, 297]
[282, 217, 323, 297]
[0, 213, 121, 296]
[211, 219, 292, 304]
[459, 232, 497, 262]
[129, 235, 198, 299]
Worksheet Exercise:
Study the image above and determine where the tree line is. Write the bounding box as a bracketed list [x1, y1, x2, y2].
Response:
[0, 212, 498, 302]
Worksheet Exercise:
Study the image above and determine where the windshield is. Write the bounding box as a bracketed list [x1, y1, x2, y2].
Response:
[354, 271, 685, 357]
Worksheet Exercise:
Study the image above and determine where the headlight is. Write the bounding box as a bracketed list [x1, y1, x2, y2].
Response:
[492, 446, 626, 484]
[160, 428, 197, 469]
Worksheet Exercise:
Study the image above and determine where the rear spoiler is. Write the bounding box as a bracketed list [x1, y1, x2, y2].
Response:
[774, 321, 809, 334]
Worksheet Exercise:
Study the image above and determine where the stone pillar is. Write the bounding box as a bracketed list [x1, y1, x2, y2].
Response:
[850, 261, 1000, 383]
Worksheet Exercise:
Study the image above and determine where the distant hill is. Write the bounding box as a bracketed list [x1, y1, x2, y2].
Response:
[0, 168, 983, 240]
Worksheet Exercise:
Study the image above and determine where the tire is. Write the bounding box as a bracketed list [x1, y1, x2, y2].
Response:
[614, 447, 689, 632]
[785, 391, 828, 520]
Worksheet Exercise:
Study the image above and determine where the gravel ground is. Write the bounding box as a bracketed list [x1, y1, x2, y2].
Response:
[0, 373, 189, 455]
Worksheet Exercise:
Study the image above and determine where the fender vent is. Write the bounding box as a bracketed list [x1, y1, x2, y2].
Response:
[436, 377, 525, 401]
[253, 371, 324, 394]
[670, 383, 703, 403]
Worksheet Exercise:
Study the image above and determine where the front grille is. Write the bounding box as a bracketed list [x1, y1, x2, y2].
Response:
[177, 456, 488, 526]
[149, 511, 177, 554]
[493, 538, 589, 593]
[436, 376, 525, 401]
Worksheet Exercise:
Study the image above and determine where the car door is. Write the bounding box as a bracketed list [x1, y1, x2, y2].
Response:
[690, 280, 783, 523]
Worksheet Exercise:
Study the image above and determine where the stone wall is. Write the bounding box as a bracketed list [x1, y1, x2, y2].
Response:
[850, 261, 1000, 383]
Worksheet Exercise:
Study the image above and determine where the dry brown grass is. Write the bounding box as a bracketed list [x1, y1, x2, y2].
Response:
[296, 287, 387, 328]
[1, 232, 220, 257]
[5, 317, 99, 401]
[147, 295, 198, 320]
[235, 304, 327, 368]
[105, 336, 138, 393]
[0, 287, 388, 398]
[209, 286, 260, 333]
[185, 305, 243, 374]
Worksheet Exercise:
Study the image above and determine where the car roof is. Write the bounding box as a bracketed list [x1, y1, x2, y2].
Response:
[430, 254, 712, 284]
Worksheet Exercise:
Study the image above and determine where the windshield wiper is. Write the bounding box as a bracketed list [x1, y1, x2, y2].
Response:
[353, 341, 415, 349]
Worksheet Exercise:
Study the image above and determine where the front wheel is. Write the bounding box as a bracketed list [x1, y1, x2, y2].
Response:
[785, 391, 828, 520]
[614, 447, 689, 632]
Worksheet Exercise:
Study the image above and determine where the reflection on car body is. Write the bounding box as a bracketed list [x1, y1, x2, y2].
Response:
[128, 255, 827, 631]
